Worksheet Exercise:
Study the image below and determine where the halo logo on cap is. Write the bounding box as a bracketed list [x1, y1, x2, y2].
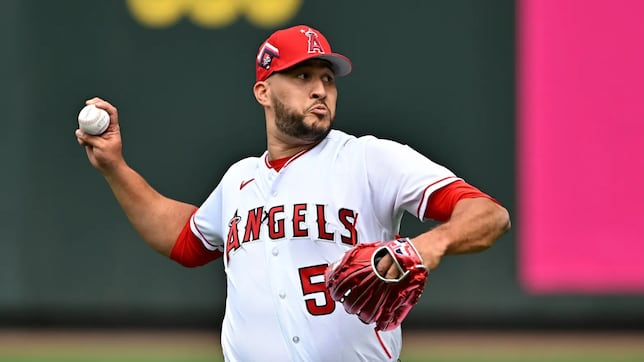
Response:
[303, 28, 324, 54]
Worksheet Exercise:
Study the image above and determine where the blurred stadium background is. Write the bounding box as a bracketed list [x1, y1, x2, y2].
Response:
[1, 0, 642, 360]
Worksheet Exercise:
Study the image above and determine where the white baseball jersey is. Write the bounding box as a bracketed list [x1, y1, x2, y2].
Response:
[190, 130, 459, 361]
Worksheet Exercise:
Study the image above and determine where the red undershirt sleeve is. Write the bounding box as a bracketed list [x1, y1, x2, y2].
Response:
[170, 210, 223, 267]
[424, 180, 499, 222]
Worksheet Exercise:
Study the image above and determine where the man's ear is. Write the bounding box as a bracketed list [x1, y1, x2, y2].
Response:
[253, 81, 270, 106]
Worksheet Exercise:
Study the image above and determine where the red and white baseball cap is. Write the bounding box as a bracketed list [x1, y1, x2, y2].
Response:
[255, 25, 353, 82]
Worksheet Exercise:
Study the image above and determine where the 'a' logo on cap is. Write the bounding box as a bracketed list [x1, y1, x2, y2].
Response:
[257, 42, 279, 70]
[303, 28, 324, 54]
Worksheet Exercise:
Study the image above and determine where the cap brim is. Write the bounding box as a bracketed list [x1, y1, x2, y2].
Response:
[271, 53, 353, 79]
[317, 53, 353, 77]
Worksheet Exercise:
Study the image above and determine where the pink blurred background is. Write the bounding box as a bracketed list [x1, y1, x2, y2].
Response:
[518, 0, 644, 293]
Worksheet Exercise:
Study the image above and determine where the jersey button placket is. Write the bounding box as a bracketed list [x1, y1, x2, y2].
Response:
[269, 171, 281, 197]
[270, 249, 286, 302]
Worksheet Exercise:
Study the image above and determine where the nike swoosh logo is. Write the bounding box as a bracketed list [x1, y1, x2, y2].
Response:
[239, 178, 255, 190]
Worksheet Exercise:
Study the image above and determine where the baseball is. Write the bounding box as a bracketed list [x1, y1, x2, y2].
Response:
[78, 104, 110, 135]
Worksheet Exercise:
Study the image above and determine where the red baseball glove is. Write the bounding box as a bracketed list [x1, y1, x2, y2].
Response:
[325, 238, 429, 331]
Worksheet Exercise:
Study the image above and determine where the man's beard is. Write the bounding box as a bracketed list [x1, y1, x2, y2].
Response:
[272, 95, 333, 143]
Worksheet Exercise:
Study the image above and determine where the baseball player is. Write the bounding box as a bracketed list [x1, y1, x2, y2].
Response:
[75, 25, 510, 361]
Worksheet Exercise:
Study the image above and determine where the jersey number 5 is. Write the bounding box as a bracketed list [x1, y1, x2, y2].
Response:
[298, 264, 335, 316]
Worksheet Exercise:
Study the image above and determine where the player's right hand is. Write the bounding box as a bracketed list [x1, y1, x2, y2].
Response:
[75, 97, 125, 174]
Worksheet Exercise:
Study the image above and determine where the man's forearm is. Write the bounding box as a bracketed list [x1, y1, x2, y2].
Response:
[412, 197, 511, 269]
[442, 198, 510, 254]
[103, 163, 197, 256]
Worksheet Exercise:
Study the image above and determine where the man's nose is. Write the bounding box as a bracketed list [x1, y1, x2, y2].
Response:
[310, 79, 327, 99]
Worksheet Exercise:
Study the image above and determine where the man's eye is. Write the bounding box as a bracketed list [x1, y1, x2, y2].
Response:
[323, 75, 334, 82]
[297, 73, 308, 79]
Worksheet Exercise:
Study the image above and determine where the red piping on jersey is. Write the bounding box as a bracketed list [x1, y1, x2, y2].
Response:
[170, 209, 223, 267]
[190, 212, 219, 250]
[374, 328, 392, 359]
[417, 176, 457, 218]
[283, 148, 309, 168]
[264, 148, 312, 172]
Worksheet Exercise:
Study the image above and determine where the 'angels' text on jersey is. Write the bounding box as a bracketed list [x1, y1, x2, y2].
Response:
[226, 204, 358, 260]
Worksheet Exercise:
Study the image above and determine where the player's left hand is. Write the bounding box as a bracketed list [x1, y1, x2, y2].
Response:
[325, 238, 429, 331]
[371, 236, 443, 280]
